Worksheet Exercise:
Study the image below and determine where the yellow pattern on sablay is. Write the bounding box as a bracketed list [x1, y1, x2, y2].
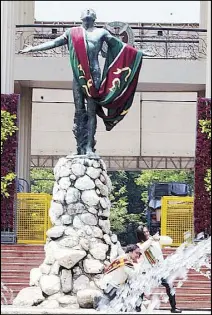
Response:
[113, 67, 131, 82]
[109, 78, 121, 92]
[78, 64, 85, 75]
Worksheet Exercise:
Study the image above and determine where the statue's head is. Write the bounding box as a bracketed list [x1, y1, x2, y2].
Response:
[81, 9, 97, 29]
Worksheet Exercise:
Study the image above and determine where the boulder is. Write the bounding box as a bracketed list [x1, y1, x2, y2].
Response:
[75, 175, 95, 190]
[65, 187, 80, 204]
[54, 248, 86, 269]
[77, 289, 102, 308]
[95, 179, 109, 196]
[80, 213, 97, 226]
[61, 214, 73, 225]
[58, 295, 78, 305]
[46, 226, 65, 239]
[89, 243, 109, 260]
[61, 269, 73, 293]
[38, 299, 59, 308]
[99, 219, 110, 234]
[73, 275, 90, 293]
[13, 287, 44, 306]
[58, 177, 71, 190]
[81, 190, 99, 207]
[83, 259, 104, 274]
[71, 164, 86, 177]
[86, 167, 101, 179]
[29, 268, 42, 286]
[40, 275, 61, 296]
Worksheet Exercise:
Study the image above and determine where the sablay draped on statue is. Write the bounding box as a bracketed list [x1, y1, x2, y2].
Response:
[68, 27, 143, 131]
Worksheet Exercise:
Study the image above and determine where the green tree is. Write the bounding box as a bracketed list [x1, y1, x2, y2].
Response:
[1, 110, 18, 197]
[30, 168, 54, 194]
[135, 170, 194, 205]
[109, 171, 144, 233]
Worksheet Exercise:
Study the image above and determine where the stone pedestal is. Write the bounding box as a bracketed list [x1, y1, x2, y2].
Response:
[13, 156, 124, 309]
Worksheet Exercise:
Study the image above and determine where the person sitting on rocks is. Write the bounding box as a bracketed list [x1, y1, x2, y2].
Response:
[94, 244, 141, 310]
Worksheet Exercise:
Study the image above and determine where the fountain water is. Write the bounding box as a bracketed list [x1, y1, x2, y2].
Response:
[98, 237, 211, 313]
[1, 282, 14, 305]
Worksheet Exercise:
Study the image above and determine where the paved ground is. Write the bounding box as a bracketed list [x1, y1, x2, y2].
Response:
[1, 306, 211, 314]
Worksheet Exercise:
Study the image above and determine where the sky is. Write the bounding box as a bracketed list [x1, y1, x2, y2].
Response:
[35, 1, 200, 23]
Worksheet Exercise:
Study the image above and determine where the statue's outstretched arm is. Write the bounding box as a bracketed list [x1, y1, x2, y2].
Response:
[103, 30, 155, 57]
[19, 32, 68, 54]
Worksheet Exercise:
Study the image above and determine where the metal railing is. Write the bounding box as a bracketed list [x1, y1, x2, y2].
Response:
[161, 196, 194, 246]
[1, 199, 17, 244]
[16, 178, 30, 192]
[15, 24, 207, 60]
[16, 193, 52, 244]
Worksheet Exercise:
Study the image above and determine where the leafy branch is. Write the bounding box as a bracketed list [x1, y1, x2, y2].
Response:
[1, 110, 18, 198]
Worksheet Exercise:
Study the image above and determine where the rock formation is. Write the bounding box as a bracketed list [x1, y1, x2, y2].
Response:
[13, 156, 124, 309]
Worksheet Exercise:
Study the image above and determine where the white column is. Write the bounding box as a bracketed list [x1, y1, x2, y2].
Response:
[15, 1, 35, 51]
[14, 1, 34, 190]
[199, 1, 208, 28]
[1, 1, 16, 94]
[199, 1, 208, 60]
[17, 87, 33, 190]
[15, 1, 35, 24]
[206, 1, 211, 97]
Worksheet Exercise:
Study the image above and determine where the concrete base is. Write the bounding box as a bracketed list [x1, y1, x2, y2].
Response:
[1, 306, 211, 314]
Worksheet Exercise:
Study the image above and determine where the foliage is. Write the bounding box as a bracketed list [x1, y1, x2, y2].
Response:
[199, 118, 211, 196]
[199, 119, 211, 140]
[204, 169, 211, 195]
[1, 110, 18, 198]
[1, 96, 19, 201]
[1, 94, 19, 231]
[194, 98, 211, 234]
[109, 171, 144, 233]
[135, 170, 194, 205]
[30, 168, 54, 194]
[1, 110, 18, 154]
[1, 173, 16, 198]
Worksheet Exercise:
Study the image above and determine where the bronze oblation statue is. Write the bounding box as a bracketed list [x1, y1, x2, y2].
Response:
[20, 9, 151, 156]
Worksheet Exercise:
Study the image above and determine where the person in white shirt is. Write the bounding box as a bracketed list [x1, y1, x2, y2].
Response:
[136, 225, 182, 314]
[94, 244, 141, 310]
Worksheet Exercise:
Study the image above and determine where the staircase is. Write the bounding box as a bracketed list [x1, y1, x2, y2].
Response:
[1, 244, 44, 304]
[154, 248, 211, 310]
[1, 245, 211, 309]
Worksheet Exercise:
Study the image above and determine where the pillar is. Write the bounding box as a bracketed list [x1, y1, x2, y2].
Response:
[1, 1, 16, 94]
[199, 1, 208, 61]
[17, 87, 33, 191]
[15, 1, 35, 51]
[14, 1, 35, 190]
[206, 1, 211, 97]
[199, 1, 208, 28]
[15, 1, 35, 24]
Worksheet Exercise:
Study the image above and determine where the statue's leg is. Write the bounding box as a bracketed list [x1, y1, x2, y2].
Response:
[86, 97, 97, 154]
[72, 78, 87, 155]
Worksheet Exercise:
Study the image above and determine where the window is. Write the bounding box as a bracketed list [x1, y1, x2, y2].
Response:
[52, 28, 57, 34]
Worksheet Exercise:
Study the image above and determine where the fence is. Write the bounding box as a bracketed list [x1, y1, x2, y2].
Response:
[15, 194, 194, 245]
[16, 193, 52, 244]
[15, 24, 207, 60]
[161, 196, 194, 246]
